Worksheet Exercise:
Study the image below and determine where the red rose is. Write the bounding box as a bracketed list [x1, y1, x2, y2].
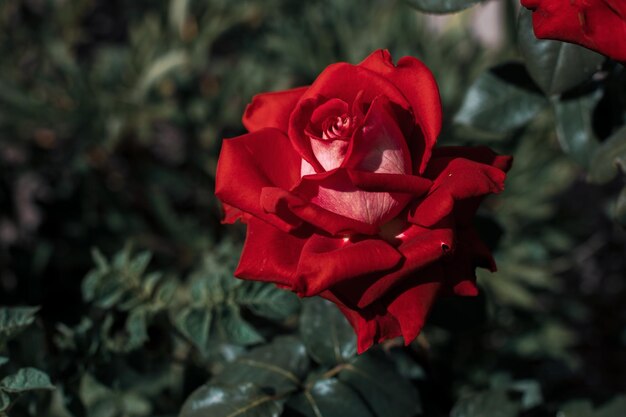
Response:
[215, 50, 512, 353]
[521, 0, 626, 61]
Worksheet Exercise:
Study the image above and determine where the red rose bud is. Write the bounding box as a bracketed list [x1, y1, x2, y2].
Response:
[521, 0, 626, 62]
[215, 50, 512, 353]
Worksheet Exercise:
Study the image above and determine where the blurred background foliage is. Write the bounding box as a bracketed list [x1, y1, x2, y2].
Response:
[0, 0, 625, 415]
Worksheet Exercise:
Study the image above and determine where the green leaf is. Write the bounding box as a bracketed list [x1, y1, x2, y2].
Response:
[238, 282, 300, 322]
[215, 336, 309, 396]
[0, 391, 9, 412]
[128, 251, 152, 278]
[450, 389, 520, 417]
[169, 0, 191, 36]
[517, 8, 604, 96]
[216, 306, 264, 346]
[454, 63, 547, 133]
[589, 125, 626, 184]
[0, 306, 39, 341]
[404, 0, 484, 14]
[0, 368, 55, 393]
[299, 298, 356, 366]
[508, 380, 542, 410]
[136, 50, 189, 99]
[287, 379, 374, 417]
[338, 352, 421, 417]
[553, 89, 602, 168]
[180, 383, 283, 417]
[0, 357, 8, 367]
[125, 308, 149, 350]
[174, 307, 212, 354]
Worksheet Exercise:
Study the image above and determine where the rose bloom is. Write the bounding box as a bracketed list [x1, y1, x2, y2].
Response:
[521, 0, 626, 61]
[215, 50, 512, 353]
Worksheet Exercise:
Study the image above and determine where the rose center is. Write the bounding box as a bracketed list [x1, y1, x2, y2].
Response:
[321, 114, 353, 140]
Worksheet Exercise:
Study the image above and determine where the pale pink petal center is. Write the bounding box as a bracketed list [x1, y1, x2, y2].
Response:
[300, 97, 412, 226]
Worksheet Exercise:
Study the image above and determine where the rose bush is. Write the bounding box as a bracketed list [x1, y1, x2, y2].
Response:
[215, 50, 512, 352]
[521, 0, 626, 61]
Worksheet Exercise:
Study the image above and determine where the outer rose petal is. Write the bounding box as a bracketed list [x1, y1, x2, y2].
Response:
[386, 274, 442, 345]
[409, 153, 510, 227]
[359, 50, 442, 174]
[330, 222, 454, 309]
[235, 217, 305, 288]
[221, 203, 250, 224]
[295, 234, 402, 296]
[243, 86, 308, 132]
[299, 62, 411, 112]
[322, 268, 442, 353]
[321, 291, 401, 354]
[521, 0, 626, 61]
[440, 226, 495, 297]
[215, 128, 302, 231]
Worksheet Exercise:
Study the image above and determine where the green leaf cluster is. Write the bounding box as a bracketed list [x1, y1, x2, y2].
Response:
[181, 299, 421, 417]
[172, 241, 300, 354]
[0, 308, 54, 414]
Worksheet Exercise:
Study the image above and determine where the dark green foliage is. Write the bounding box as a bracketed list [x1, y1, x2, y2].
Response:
[299, 299, 356, 366]
[454, 63, 548, 133]
[180, 384, 284, 417]
[338, 352, 422, 417]
[553, 90, 602, 168]
[0, 308, 54, 414]
[405, 0, 484, 14]
[1, 0, 626, 416]
[0, 308, 39, 341]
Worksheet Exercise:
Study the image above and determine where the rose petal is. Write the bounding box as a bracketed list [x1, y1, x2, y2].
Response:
[309, 137, 350, 172]
[321, 291, 402, 354]
[295, 234, 402, 296]
[299, 62, 411, 112]
[235, 217, 306, 288]
[521, 0, 626, 61]
[359, 50, 442, 173]
[331, 223, 454, 309]
[345, 170, 432, 194]
[409, 155, 509, 227]
[260, 186, 379, 236]
[310, 98, 350, 127]
[387, 272, 442, 345]
[289, 96, 329, 173]
[344, 95, 412, 175]
[215, 128, 303, 232]
[221, 203, 250, 224]
[289, 63, 413, 172]
[294, 168, 411, 226]
[243, 86, 308, 132]
[440, 226, 494, 297]
[323, 269, 442, 353]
